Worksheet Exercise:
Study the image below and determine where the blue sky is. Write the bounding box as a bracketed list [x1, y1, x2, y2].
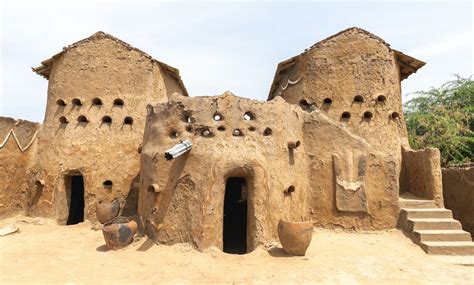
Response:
[1, 0, 472, 122]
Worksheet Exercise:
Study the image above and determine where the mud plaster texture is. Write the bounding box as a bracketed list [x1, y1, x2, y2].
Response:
[139, 92, 400, 251]
[442, 166, 474, 236]
[0, 32, 186, 222]
[0, 117, 40, 216]
[0, 27, 445, 253]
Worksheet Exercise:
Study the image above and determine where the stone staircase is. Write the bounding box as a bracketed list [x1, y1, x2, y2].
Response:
[399, 193, 474, 257]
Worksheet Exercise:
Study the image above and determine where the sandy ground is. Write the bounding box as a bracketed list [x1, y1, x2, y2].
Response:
[0, 216, 473, 284]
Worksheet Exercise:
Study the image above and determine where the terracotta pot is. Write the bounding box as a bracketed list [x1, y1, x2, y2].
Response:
[102, 216, 138, 250]
[277, 219, 313, 256]
[96, 199, 120, 224]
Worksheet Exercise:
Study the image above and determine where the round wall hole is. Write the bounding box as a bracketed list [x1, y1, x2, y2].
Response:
[354, 95, 364, 103]
[56, 99, 67, 106]
[363, 111, 373, 119]
[341, 111, 351, 119]
[243, 111, 255, 121]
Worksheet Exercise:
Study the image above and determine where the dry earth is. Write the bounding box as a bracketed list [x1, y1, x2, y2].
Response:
[0, 215, 473, 284]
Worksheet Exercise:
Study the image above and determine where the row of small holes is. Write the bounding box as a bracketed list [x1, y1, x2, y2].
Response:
[59, 116, 133, 124]
[57, 98, 124, 107]
[172, 126, 272, 138]
[340, 111, 400, 120]
[210, 111, 256, 122]
[300, 95, 387, 107]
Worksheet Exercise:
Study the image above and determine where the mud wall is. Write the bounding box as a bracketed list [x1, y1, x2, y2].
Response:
[139, 92, 401, 251]
[442, 167, 474, 235]
[271, 28, 408, 156]
[400, 147, 443, 206]
[0, 117, 40, 217]
[29, 34, 186, 223]
[139, 93, 309, 251]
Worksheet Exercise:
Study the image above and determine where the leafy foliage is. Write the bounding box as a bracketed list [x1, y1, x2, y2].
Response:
[404, 75, 474, 167]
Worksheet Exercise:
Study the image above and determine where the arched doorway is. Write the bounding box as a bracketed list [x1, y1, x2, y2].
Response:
[65, 174, 85, 225]
[223, 177, 247, 254]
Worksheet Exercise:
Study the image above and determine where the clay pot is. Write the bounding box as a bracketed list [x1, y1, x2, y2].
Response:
[102, 216, 138, 250]
[96, 199, 120, 224]
[277, 219, 313, 256]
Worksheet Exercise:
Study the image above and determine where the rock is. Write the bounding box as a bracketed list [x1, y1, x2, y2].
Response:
[0, 224, 19, 236]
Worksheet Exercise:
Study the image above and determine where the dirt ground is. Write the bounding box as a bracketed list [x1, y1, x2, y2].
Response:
[0, 215, 473, 284]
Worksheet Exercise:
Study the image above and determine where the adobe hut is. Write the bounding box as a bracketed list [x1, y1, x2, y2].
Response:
[2, 32, 187, 224]
[1, 27, 472, 255]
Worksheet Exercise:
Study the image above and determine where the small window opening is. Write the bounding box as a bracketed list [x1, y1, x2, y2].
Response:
[217, 126, 226, 131]
[169, 130, 179, 139]
[323, 98, 332, 105]
[77, 115, 89, 123]
[213, 113, 223, 121]
[147, 184, 160, 193]
[391, 112, 400, 119]
[56, 99, 67, 106]
[285, 185, 295, 194]
[124, 116, 133, 125]
[72, 98, 82, 106]
[377, 95, 387, 103]
[354, 95, 364, 103]
[181, 113, 193, 123]
[103, 180, 113, 189]
[201, 128, 213, 138]
[263, 127, 272, 136]
[113, 99, 124, 107]
[341, 112, 351, 119]
[243, 111, 255, 121]
[35, 179, 45, 187]
[299, 99, 316, 111]
[59, 116, 69, 124]
[363, 111, 373, 119]
[248, 126, 256, 132]
[102, 116, 112, 124]
[233, 129, 244, 136]
[92, 98, 103, 106]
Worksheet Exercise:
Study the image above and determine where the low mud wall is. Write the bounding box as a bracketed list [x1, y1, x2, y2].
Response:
[442, 166, 474, 236]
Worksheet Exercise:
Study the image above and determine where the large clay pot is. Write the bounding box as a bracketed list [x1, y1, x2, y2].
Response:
[96, 199, 120, 224]
[102, 216, 138, 250]
[277, 219, 313, 256]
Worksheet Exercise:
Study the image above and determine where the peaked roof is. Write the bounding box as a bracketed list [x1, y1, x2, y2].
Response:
[32, 31, 188, 96]
[268, 27, 425, 100]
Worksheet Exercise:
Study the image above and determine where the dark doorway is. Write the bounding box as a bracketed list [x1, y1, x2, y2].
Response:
[66, 175, 85, 225]
[223, 177, 248, 254]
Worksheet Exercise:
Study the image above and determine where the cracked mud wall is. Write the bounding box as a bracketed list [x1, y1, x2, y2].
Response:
[27, 35, 186, 223]
[0, 117, 41, 217]
[271, 28, 409, 156]
[139, 91, 401, 251]
[139, 93, 309, 251]
[442, 167, 474, 235]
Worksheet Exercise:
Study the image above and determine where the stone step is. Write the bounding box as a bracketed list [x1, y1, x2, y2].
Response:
[400, 208, 453, 219]
[407, 218, 462, 231]
[399, 199, 438, 209]
[421, 241, 474, 255]
[413, 230, 472, 242]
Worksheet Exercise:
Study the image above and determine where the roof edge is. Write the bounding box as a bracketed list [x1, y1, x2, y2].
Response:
[32, 31, 188, 96]
[268, 27, 425, 100]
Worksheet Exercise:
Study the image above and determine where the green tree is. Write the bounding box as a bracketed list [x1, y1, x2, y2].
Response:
[404, 75, 474, 167]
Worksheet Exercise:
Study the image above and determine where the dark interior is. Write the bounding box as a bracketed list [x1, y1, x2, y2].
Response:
[223, 177, 247, 254]
[66, 175, 85, 225]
